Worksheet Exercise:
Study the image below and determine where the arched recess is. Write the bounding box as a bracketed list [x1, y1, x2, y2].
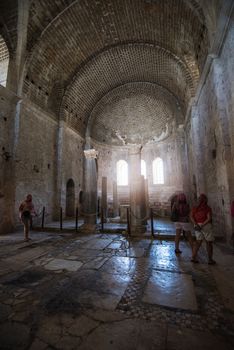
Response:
[66, 178, 75, 217]
[0, 35, 9, 87]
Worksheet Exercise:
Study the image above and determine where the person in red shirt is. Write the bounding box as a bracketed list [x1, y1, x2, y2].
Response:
[190, 194, 216, 264]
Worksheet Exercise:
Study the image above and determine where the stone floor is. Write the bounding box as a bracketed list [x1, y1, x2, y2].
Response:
[0, 228, 234, 350]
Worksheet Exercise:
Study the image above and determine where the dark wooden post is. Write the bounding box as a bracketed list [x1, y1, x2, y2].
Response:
[75, 207, 78, 232]
[127, 207, 131, 236]
[150, 207, 154, 237]
[60, 207, 63, 231]
[41, 206, 45, 229]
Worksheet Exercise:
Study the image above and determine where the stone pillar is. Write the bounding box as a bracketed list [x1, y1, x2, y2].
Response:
[191, 107, 206, 194]
[129, 145, 147, 235]
[140, 175, 147, 225]
[113, 181, 119, 217]
[144, 178, 150, 217]
[53, 120, 65, 219]
[0, 0, 30, 234]
[0, 88, 20, 234]
[176, 125, 190, 196]
[81, 146, 98, 232]
[101, 176, 107, 222]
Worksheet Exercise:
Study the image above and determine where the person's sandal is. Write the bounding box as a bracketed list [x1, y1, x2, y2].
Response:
[175, 249, 182, 254]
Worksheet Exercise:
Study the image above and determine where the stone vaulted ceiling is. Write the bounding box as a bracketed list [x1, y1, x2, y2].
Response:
[0, 0, 222, 145]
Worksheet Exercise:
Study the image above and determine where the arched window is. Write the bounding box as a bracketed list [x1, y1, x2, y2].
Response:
[153, 158, 164, 184]
[141, 159, 146, 179]
[0, 36, 9, 87]
[117, 160, 128, 186]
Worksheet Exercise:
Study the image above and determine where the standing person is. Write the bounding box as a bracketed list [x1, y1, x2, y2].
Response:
[19, 194, 36, 242]
[190, 194, 216, 264]
[172, 193, 193, 254]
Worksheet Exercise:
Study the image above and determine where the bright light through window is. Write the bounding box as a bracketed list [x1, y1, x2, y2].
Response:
[153, 158, 164, 184]
[117, 160, 128, 185]
[141, 159, 146, 179]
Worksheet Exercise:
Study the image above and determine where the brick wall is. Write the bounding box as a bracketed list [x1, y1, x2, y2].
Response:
[186, 14, 234, 242]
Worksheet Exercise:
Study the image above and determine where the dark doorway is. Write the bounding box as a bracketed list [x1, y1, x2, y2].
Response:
[66, 179, 75, 217]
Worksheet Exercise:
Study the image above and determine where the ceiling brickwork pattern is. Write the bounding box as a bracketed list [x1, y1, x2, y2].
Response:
[0, 36, 9, 62]
[0, 0, 223, 145]
[61, 44, 191, 136]
[89, 82, 183, 145]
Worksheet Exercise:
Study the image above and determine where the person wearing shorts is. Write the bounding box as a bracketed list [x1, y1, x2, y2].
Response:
[172, 193, 193, 254]
[19, 194, 36, 242]
[190, 194, 216, 264]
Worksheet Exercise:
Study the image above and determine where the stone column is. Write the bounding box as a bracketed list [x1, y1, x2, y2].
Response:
[81, 146, 98, 232]
[129, 145, 147, 235]
[53, 120, 65, 219]
[101, 176, 107, 222]
[144, 178, 150, 217]
[113, 181, 119, 217]
[141, 175, 147, 225]
[0, 0, 30, 234]
[191, 107, 206, 194]
[176, 125, 190, 196]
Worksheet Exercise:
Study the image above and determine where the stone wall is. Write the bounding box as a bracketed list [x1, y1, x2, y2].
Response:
[94, 127, 186, 217]
[14, 100, 58, 225]
[58, 126, 84, 216]
[13, 100, 84, 226]
[186, 14, 234, 242]
[0, 86, 18, 233]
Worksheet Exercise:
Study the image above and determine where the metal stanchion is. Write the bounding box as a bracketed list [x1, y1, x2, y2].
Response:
[75, 207, 78, 232]
[150, 207, 154, 237]
[60, 207, 63, 231]
[41, 206, 45, 229]
[127, 207, 131, 236]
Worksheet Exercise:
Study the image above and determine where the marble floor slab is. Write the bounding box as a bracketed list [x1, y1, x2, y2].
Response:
[142, 269, 198, 311]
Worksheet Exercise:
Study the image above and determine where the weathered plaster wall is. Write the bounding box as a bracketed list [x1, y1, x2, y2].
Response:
[58, 126, 84, 215]
[14, 100, 58, 224]
[186, 15, 234, 242]
[14, 100, 84, 226]
[0, 86, 18, 233]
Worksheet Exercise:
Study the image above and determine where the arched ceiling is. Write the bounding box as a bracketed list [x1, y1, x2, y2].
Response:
[61, 43, 194, 136]
[89, 82, 183, 146]
[0, 35, 9, 62]
[0, 0, 223, 145]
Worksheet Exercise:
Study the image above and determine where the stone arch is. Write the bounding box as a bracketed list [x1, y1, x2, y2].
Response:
[66, 178, 75, 217]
